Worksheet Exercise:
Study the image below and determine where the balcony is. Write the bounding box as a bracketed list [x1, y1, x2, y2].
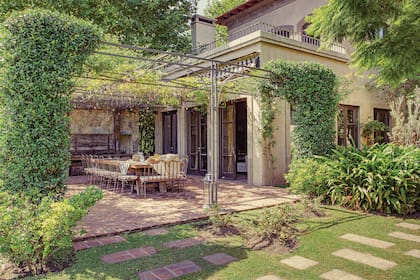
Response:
[192, 21, 346, 56]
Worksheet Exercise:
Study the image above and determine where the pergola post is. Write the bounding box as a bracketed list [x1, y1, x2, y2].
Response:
[203, 61, 219, 208]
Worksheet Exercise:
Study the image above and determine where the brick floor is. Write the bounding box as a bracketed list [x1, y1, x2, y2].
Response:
[102, 246, 157, 264]
[67, 175, 299, 240]
[144, 228, 169, 236]
[138, 260, 201, 280]
[203, 253, 238, 265]
[163, 237, 204, 249]
[72, 235, 126, 251]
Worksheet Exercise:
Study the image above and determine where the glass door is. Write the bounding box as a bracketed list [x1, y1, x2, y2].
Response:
[188, 110, 207, 175]
[220, 103, 236, 178]
[163, 111, 177, 154]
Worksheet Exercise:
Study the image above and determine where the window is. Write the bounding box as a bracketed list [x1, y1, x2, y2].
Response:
[337, 105, 359, 147]
[374, 108, 391, 143]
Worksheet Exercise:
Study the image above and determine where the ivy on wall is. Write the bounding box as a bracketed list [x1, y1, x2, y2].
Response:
[0, 9, 100, 198]
[138, 111, 156, 156]
[259, 61, 340, 158]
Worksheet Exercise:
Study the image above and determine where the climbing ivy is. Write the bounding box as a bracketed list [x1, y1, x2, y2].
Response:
[259, 61, 340, 158]
[0, 9, 101, 198]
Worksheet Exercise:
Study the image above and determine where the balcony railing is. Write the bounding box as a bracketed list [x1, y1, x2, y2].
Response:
[192, 21, 346, 55]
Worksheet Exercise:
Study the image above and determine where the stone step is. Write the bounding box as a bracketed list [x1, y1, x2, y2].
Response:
[404, 249, 420, 259]
[138, 260, 201, 280]
[73, 235, 127, 251]
[280, 255, 319, 270]
[340, 233, 394, 249]
[255, 276, 283, 280]
[396, 222, 420, 231]
[163, 237, 204, 249]
[388, 231, 420, 243]
[203, 253, 238, 265]
[321, 269, 365, 280]
[332, 249, 397, 270]
[102, 246, 157, 264]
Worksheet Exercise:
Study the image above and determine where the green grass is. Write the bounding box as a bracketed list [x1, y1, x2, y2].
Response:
[29, 206, 420, 280]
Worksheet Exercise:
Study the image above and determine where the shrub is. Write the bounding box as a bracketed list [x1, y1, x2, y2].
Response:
[242, 205, 301, 249]
[0, 187, 102, 275]
[0, 9, 100, 198]
[327, 144, 419, 215]
[286, 157, 331, 198]
[207, 205, 233, 234]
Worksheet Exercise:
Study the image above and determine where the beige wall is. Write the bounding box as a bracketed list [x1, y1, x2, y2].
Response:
[228, 0, 326, 35]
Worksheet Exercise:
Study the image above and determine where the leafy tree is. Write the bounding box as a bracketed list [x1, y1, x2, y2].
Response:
[0, 0, 193, 51]
[307, 0, 420, 88]
[204, 0, 246, 42]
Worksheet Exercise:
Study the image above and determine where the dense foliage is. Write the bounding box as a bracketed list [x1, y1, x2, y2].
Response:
[0, 9, 100, 198]
[0, 187, 103, 275]
[287, 144, 420, 215]
[138, 110, 155, 156]
[260, 61, 340, 158]
[0, 0, 193, 52]
[307, 0, 420, 88]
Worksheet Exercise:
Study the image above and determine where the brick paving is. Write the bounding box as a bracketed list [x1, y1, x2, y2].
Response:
[138, 260, 201, 280]
[102, 246, 157, 264]
[72, 235, 126, 251]
[203, 253, 238, 265]
[163, 237, 204, 249]
[67, 175, 298, 240]
[144, 228, 169, 236]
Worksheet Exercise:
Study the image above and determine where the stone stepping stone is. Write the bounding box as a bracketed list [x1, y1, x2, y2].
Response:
[163, 237, 204, 249]
[404, 249, 420, 259]
[321, 269, 365, 280]
[340, 233, 395, 248]
[255, 276, 283, 280]
[138, 260, 200, 280]
[203, 253, 238, 265]
[73, 235, 126, 251]
[388, 231, 420, 243]
[280, 255, 318, 270]
[102, 246, 157, 264]
[145, 228, 169, 236]
[396, 222, 420, 231]
[332, 249, 397, 270]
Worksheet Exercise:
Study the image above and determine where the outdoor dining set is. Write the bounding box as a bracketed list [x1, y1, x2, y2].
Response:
[80, 154, 188, 198]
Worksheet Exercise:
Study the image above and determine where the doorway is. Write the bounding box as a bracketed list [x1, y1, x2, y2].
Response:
[220, 100, 247, 179]
[162, 111, 177, 154]
[187, 109, 207, 175]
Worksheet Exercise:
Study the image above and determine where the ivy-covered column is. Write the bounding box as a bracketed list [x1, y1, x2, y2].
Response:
[0, 9, 100, 198]
[259, 61, 340, 158]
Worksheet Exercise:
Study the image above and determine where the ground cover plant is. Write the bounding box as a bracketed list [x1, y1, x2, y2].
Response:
[287, 144, 420, 215]
[9, 205, 419, 280]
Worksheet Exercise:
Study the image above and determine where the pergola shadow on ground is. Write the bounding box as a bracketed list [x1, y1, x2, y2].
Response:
[67, 176, 299, 241]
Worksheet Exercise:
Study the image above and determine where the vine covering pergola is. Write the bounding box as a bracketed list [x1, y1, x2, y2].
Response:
[73, 41, 272, 206]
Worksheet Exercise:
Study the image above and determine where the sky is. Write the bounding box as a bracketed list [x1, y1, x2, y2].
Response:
[197, 0, 208, 14]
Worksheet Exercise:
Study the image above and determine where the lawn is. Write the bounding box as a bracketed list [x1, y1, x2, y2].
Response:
[29, 206, 419, 280]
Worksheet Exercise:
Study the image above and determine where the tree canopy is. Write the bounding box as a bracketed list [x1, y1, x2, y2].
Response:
[0, 0, 194, 52]
[307, 0, 420, 88]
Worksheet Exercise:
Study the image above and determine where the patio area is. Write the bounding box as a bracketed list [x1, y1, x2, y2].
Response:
[67, 175, 299, 241]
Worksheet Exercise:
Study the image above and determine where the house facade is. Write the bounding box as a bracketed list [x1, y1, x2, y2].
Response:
[154, 0, 390, 186]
